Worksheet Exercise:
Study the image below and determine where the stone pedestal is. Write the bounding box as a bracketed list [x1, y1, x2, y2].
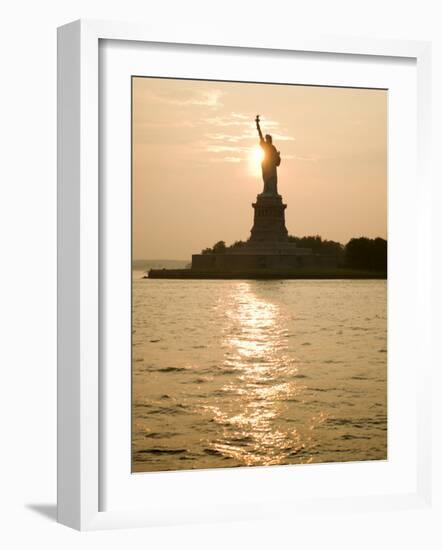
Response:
[250, 193, 288, 243]
[189, 186, 338, 275]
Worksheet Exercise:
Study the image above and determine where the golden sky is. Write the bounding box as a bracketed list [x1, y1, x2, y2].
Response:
[132, 77, 387, 260]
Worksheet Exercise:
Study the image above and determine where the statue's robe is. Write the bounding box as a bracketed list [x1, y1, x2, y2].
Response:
[260, 141, 280, 195]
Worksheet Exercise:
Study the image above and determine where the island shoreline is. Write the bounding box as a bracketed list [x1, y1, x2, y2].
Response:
[146, 269, 387, 280]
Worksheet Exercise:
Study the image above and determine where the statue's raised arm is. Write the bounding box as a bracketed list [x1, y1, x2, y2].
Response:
[255, 115, 264, 142]
[253, 115, 280, 196]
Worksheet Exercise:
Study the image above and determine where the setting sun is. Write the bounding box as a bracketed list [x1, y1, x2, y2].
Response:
[248, 145, 264, 176]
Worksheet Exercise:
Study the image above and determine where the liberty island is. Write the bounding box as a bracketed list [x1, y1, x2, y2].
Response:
[148, 116, 382, 279]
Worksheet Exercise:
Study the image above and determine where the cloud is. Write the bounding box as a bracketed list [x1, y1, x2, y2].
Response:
[204, 117, 245, 127]
[205, 114, 293, 139]
[206, 144, 250, 154]
[209, 156, 242, 163]
[134, 87, 295, 165]
[269, 133, 295, 142]
[205, 133, 243, 143]
[284, 153, 320, 162]
[231, 113, 249, 120]
[202, 113, 294, 161]
[187, 90, 223, 107]
[205, 111, 253, 123]
[141, 88, 224, 109]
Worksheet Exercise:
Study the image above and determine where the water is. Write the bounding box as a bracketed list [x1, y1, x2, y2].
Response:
[132, 276, 387, 472]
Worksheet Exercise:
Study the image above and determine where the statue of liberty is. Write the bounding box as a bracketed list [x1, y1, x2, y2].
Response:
[255, 115, 281, 196]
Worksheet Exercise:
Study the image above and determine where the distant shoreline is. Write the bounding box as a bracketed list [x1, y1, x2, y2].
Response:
[132, 259, 189, 271]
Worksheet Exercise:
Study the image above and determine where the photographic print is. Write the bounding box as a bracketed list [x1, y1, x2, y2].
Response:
[131, 77, 387, 473]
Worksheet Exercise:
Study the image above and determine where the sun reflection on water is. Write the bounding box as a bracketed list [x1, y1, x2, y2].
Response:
[204, 282, 323, 466]
[132, 278, 387, 472]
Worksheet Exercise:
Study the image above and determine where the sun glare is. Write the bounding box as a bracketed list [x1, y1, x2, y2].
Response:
[248, 146, 264, 177]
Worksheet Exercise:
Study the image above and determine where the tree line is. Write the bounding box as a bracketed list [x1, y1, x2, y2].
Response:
[201, 235, 387, 272]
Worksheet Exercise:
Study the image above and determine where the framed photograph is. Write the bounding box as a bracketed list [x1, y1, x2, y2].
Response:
[57, 20, 432, 530]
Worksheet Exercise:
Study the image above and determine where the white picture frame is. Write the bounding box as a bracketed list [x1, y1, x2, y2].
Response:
[57, 19, 432, 531]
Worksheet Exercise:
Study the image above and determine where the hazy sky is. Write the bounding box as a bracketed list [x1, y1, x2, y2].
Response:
[132, 77, 387, 260]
